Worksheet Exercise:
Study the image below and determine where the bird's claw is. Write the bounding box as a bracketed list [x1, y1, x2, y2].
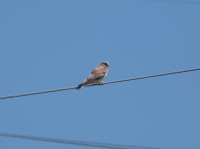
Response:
[98, 81, 104, 86]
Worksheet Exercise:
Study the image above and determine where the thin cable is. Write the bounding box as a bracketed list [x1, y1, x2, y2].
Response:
[0, 87, 76, 100]
[0, 68, 199, 100]
[0, 133, 161, 149]
[103, 67, 200, 85]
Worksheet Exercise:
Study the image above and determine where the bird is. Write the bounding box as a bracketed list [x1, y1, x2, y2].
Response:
[76, 61, 110, 89]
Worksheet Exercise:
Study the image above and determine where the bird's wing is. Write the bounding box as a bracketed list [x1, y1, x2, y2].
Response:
[87, 65, 107, 81]
[87, 73, 105, 81]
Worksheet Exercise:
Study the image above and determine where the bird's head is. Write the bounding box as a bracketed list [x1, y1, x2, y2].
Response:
[101, 61, 110, 68]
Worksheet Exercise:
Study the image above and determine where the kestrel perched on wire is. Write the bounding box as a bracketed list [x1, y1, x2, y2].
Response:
[76, 61, 110, 89]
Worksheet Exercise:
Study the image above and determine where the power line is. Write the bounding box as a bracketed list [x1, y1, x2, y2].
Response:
[0, 87, 76, 100]
[0, 68, 199, 100]
[103, 67, 200, 85]
[0, 133, 161, 149]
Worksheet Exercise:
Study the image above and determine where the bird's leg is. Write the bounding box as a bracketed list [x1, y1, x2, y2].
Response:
[98, 81, 104, 86]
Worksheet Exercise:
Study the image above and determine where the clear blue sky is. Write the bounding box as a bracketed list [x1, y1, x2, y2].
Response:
[0, 0, 200, 149]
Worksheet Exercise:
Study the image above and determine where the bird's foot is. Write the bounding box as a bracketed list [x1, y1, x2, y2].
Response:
[98, 81, 104, 86]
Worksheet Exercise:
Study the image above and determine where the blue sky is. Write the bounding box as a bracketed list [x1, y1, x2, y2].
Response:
[0, 0, 200, 149]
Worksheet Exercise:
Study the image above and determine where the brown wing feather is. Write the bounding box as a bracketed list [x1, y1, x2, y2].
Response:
[86, 65, 106, 81]
[91, 65, 106, 75]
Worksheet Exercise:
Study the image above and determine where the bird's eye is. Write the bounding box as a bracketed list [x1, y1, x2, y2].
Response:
[105, 63, 109, 67]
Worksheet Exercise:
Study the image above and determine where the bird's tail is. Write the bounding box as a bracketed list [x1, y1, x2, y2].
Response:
[76, 83, 84, 90]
